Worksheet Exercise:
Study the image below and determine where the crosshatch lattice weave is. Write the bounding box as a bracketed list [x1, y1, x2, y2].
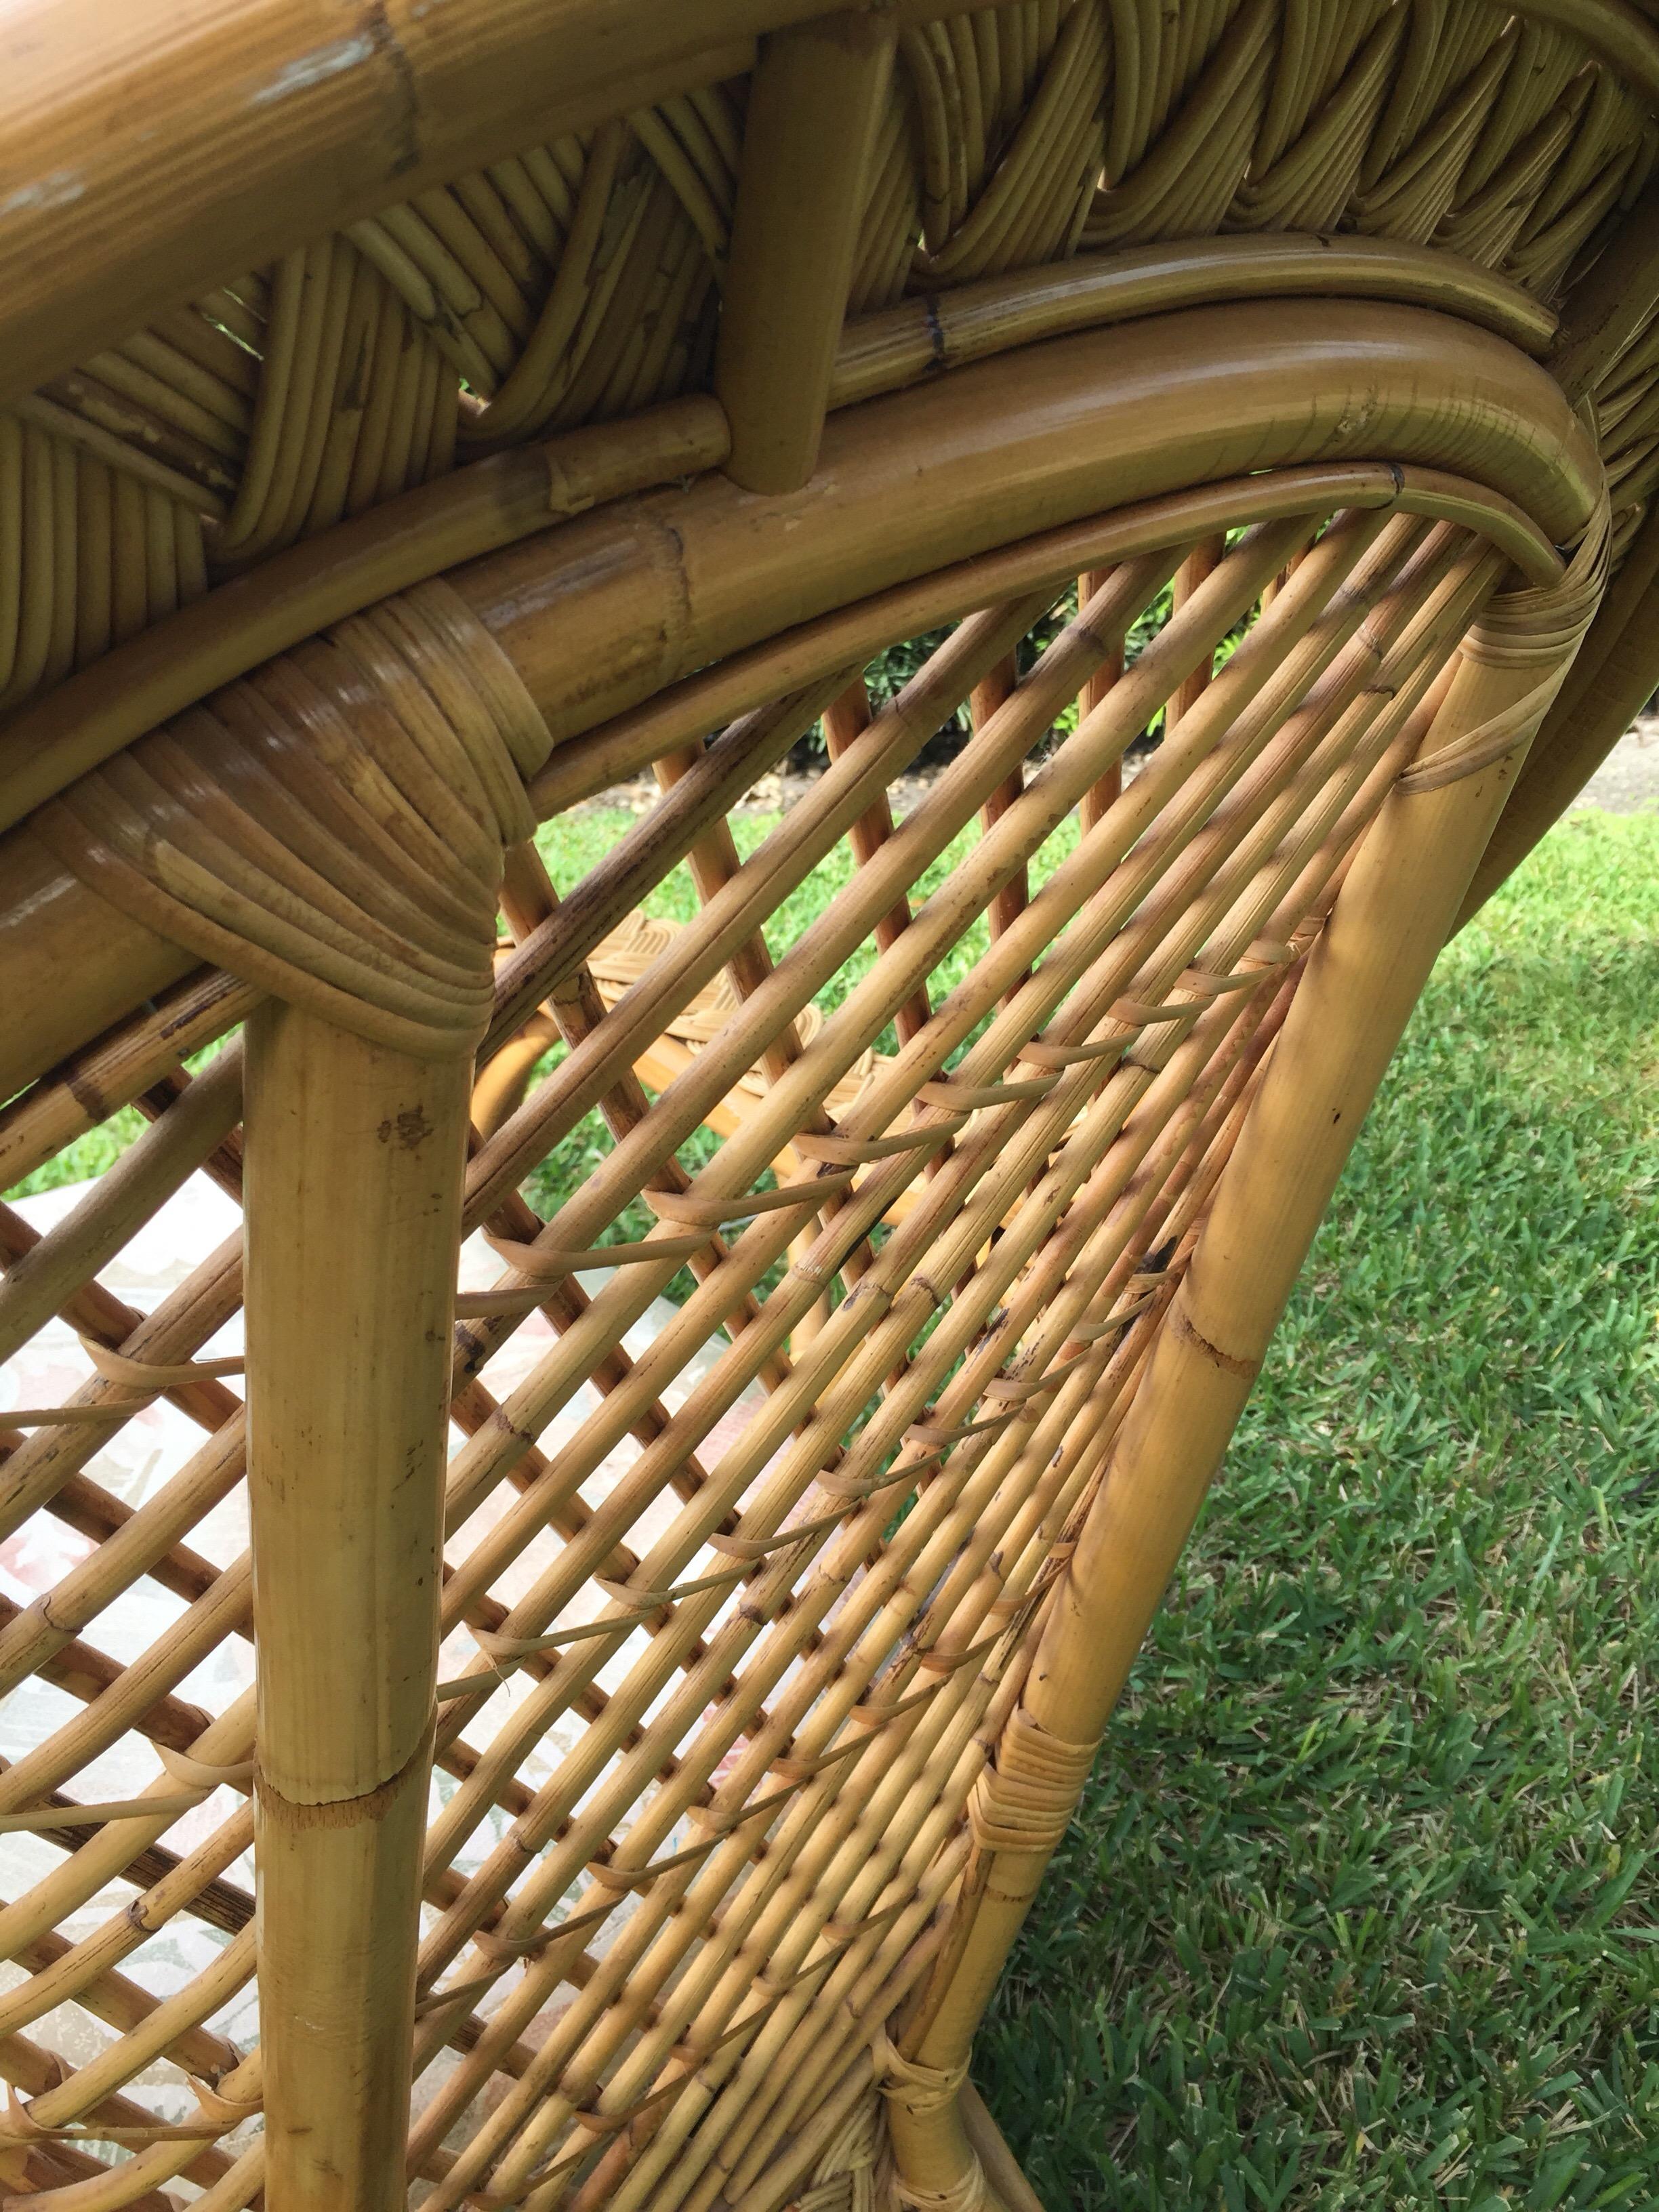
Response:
[0, 1, 1655, 2208]
[0, 487, 1580, 2207]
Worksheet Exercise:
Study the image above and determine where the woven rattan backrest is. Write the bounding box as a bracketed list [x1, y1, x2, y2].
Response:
[0, 5, 1654, 2209]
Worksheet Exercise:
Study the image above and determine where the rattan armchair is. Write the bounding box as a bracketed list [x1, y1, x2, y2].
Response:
[1, 3, 1656, 2206]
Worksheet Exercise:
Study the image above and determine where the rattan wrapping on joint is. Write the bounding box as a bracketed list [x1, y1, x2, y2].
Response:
[876, 2043, 987, 2212]
[31, 579, 551, 1056]
[964, 1702, 1099, 1854]
[1398, 488, 1610, 792]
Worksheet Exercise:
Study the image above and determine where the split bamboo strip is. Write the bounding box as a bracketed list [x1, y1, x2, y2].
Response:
[1076, 565, 1123, 828]
[821, 676, 932, 1048]
[972, 653, 1028, 979]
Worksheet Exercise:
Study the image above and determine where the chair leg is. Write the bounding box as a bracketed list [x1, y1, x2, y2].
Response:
[245, 1002, 470, 2211]
[886, 619, 1574, 2209]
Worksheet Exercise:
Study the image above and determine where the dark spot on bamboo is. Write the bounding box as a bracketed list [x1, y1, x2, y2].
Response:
[377, 1104, 434, 1149]
[64, 1069, 111, 1121]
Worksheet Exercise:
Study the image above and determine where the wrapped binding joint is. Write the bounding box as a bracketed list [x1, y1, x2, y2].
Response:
[34, 579, 550, 1057]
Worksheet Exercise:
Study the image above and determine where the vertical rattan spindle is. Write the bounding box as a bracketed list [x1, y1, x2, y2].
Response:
[245, 1004, 469, 2209]
[1076, 567, 1124, 832]
[715, 9, 895, 493]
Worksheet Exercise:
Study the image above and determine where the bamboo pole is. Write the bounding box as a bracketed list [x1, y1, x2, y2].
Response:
[0, 0, 821, 413]
[243, 1002, 470, 2211]
[525, 459, 1560, 822]
[823, 676, 933, 1046]
[716, 10, 895, 493]
[961, 2081, 1047, 2212]
[472, 304, 1597, 724]
[1164, 535, 1223, 735]
[973, 653, 1028, 967]
[1076, 568, 1124, 830]
[884, 585, 1570, 2208]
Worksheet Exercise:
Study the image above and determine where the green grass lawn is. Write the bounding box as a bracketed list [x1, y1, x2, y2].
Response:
[976, 808, 1659, 2211]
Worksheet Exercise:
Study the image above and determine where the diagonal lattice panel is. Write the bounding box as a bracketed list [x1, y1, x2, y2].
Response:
[0, 491, 1498, 2207]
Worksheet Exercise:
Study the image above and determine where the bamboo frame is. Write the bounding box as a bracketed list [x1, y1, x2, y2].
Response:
[0, 232, 1558, 839]
[244, 1009, 470, 2207]
[0, 302, 1594, 1109]
[0, 499, 1593, 2208]
[884, 533, 1603, 2205]
[2, 9, 1656, 2209]
[715, 12, 895, 491]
